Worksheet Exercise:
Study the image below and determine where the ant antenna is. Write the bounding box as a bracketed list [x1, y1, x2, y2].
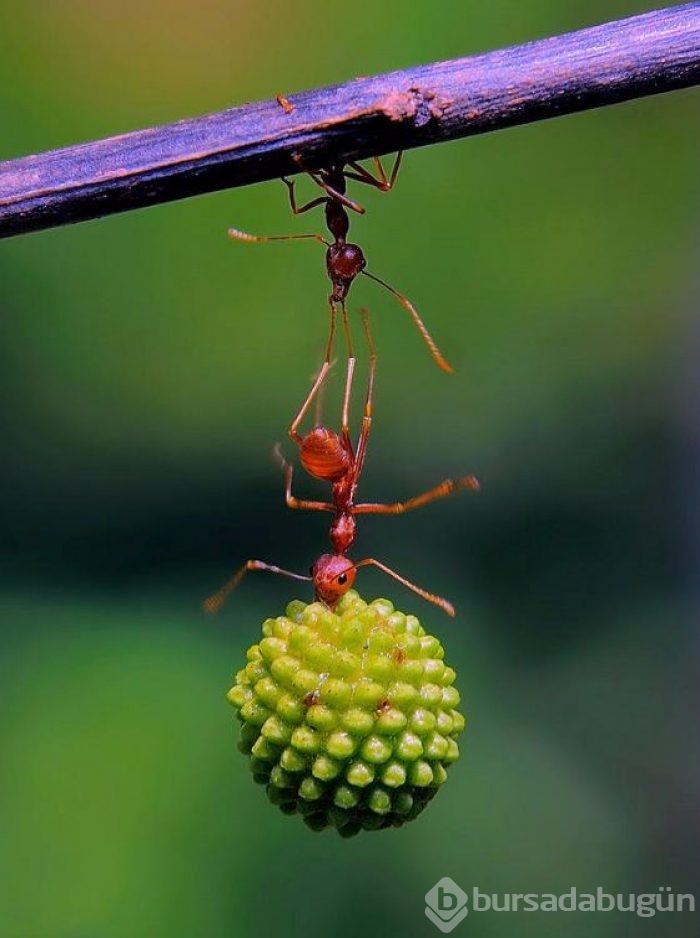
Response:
[227, 227, 328, 247]
[361, 270, 453, 373]
[353, 558, 456, 617]
[203, 560, 311, 615]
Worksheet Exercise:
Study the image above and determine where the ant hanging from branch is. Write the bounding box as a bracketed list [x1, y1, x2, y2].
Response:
[203, 309, 478, 618]
[228, 148, 453, 427]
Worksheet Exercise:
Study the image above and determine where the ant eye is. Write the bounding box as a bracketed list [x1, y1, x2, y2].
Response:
[337, 573, 348, 585]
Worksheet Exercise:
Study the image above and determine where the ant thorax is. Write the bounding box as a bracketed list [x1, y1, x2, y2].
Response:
[330, 512, 356, 554]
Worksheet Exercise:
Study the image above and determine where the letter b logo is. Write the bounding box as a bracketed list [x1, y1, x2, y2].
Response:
[426, 878, 469, 932]
[438, 887, 457, 911]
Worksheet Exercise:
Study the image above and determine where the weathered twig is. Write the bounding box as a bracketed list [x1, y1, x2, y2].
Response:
[1, 2, 699, 240]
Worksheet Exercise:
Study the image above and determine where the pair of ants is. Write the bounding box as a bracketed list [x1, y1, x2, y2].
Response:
[205, 146, 477, 617]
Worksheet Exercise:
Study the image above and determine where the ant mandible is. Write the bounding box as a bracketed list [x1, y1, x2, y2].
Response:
[203, 310, 478, 618]
[228, 148, 453, 424]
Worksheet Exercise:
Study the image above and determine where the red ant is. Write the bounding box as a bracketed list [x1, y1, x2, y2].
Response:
[228, 150, 453, 425]
[203, 310, 478, 618]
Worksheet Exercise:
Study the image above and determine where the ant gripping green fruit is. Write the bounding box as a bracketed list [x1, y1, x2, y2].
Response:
[227, 590, 465, 836]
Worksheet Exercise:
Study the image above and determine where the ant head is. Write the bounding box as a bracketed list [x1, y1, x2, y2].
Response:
[327, 243, 366, 296]
[312, 553, 356, 607]
[300, 427, 351, 482]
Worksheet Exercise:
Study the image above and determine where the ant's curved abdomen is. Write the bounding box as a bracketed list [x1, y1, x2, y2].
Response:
[300, 427, 351, 482]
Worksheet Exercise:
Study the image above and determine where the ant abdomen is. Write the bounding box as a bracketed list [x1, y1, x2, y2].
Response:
[300, 427, 351, 481]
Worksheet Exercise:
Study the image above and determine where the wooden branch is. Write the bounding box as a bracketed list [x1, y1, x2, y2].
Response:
[1, 2, 699, 239]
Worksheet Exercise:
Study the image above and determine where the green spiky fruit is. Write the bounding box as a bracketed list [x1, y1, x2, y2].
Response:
[227, 589, 465, 836]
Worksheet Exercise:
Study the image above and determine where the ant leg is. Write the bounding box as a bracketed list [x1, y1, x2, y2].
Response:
[289, 362, 332, 444]
[383, 151, 403, 188]
[353, 308, 378, 479]
[273, 444, 334, 513]
[288, 301, 337, 443]
[288, 301, 354, 454]
[353, 558, 455, 617]
[203, 559, 311, 614]
[339, 302, 356, 449]
[312, 356, 331, 427]
[313, 350, 340, 427]
[344, 151, 403, 191]
[361, 268, 454, 374]
[341, 356, 355, 452]
[290, 154, 366, 214]
[354, 475, 480, 515]
[280, 177, 328, 215]
[324, 299, 339, 364]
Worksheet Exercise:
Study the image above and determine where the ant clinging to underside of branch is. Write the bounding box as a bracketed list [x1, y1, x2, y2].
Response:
[203, 309, 478, 618]
[228, 146, 453, 402]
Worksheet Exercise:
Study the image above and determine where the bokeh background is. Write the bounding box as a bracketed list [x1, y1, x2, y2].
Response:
[1, 1, 699, 936]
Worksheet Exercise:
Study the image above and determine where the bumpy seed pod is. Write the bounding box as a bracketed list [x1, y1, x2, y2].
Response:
[227, 590, 466, 836]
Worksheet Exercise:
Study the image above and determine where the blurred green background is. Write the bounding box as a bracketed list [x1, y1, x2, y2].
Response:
[1, 1, 698, 936]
